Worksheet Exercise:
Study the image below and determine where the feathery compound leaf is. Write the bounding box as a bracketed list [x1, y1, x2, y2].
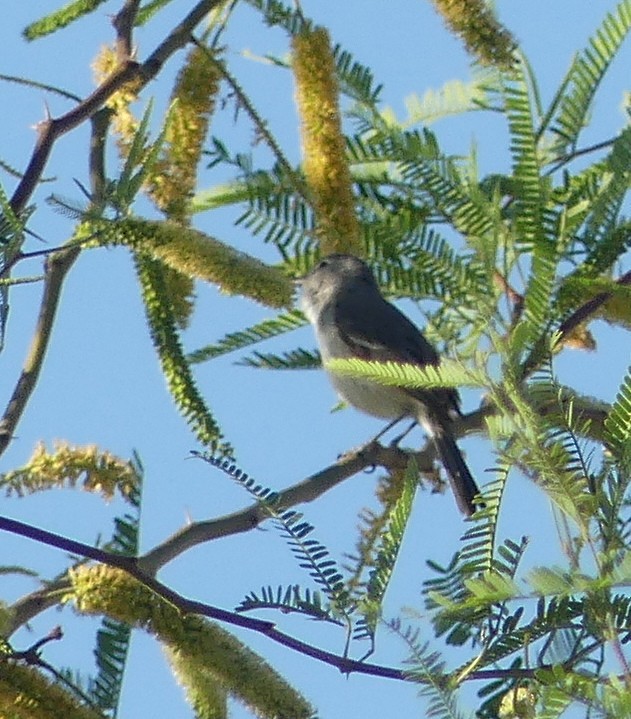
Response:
[604, 366, 631, 456]
[368, 122, 496, 239]
[237, 187, 315, 252]
[188, 310, 308, 364]
[536, 685, 573, 719]
[361, 464, 417, 635]
[199, 455, 351, 613]
[423, 555, 488, 646]
[389, 619, 465, 719]
[504, 63, 558, 344]
[277, 510, 350, 612]
[458, 467, 511, 575]
[472, 596, 584, 669]
[236, 348, 321, 370]
[387, 72, 499, 126]
[23, 0, 109, 40]
[580, 127, 631, 254]
[92, 458, 142, 713]
[92, 617, 133, 713]
[364, 223, 488, 304]
[326, 358, 486, 390]
[406, 161, 494, 240]
[332, 43, 381, 105]
[135, 254, 232, 455]
[244, 0, 307, 35]
[236, 584, 339, 623]
[551, 0, 631, 149]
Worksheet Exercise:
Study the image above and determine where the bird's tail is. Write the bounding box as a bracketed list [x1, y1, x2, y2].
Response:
[433, 431, 481, 516]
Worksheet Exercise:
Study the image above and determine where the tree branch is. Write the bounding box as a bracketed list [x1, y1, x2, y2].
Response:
[1, 0, 227, 458]
[140, 440, 421, 573]
[9, 0, 226, 216]
[0, 246, 80, 456]
[1, 513, 604, 686]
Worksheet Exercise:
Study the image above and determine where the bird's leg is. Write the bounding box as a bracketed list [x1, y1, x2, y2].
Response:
[389, 419, 417, 447]
[337, 415, 411, 463]
[370, 414, 409, 444]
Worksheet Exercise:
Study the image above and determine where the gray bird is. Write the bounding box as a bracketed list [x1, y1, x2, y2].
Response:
[299, 253, 480, 516]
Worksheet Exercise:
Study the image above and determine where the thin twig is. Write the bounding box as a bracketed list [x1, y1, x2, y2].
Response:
[558, 268, 631, 338]
[140, 440, 420, 572]
[545, 136, 617, 177]
[0, 246, 80, 456]
[519, 264, 631, 380]
[113, 0, 141, 59]
[10, 60, 140, 215]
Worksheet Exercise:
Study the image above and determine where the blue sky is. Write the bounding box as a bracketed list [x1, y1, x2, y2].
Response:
[2, 2, 631, 718]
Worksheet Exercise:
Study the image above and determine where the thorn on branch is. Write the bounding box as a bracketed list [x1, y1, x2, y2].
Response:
[4, 625, 63, 665]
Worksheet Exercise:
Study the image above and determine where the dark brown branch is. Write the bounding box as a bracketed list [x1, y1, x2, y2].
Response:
[10, 0, 225, 216]
[6, 625, 63, 664]
[113, 0, 141, 59]
[558, 268, 631, 339]
[140, 440, 419, 573]
[0, 513, 606, 686]
[521, 266, 631, 379]
[0, 513, 404, 680]
[10, 60, 140, 215]
[89, 108, 113, 204]
[0, 246, 80, 456]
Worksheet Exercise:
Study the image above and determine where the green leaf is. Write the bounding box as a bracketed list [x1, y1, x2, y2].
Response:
[188, 310, 308, 364]
[326, 357, 487, 391]
[23, 0, 109, 40]
[604, 366, 631, 455]
[551, 0, 631, 150]
[135, 255, 232, 455]
[236, 348, 320, 370]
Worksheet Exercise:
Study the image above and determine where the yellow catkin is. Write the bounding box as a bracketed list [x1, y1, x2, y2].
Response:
[292, 27, 361, 255]
[147, 45, 222, 223]
[0, 662, 103, 719]
[92, 44, 142, 154]
[1, 441, 139, 501]
[77, 219, 294, 309]
[68, 566, 314, 719]
[430, 0, 517, 69]
[498, 686, 537, 718]
[165, 646, 228, 719]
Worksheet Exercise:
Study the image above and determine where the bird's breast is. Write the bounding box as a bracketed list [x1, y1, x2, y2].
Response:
[315, 319, 419, 420]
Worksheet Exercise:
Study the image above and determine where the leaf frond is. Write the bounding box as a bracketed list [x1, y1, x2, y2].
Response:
[188, 310, 308, 364]
[236, 584, 340, 623]
[23, 0, 109, 40]
[236, 348, 321, 370]
[326, 358, 486, 391]
[198, 454, 351, 613]
[389, 618, 465, 719]
[551, 0, 631, 150]
[359, 463, 417, 636]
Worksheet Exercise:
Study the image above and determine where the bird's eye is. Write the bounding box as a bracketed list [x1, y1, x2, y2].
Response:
[317, 258, 329, 269]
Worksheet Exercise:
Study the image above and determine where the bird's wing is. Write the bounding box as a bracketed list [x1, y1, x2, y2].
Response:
[334, 290, 438, 363]
[334, 289, 461, 415]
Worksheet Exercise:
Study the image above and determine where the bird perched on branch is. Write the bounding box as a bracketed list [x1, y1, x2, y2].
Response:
[298, 253, 480, 516]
